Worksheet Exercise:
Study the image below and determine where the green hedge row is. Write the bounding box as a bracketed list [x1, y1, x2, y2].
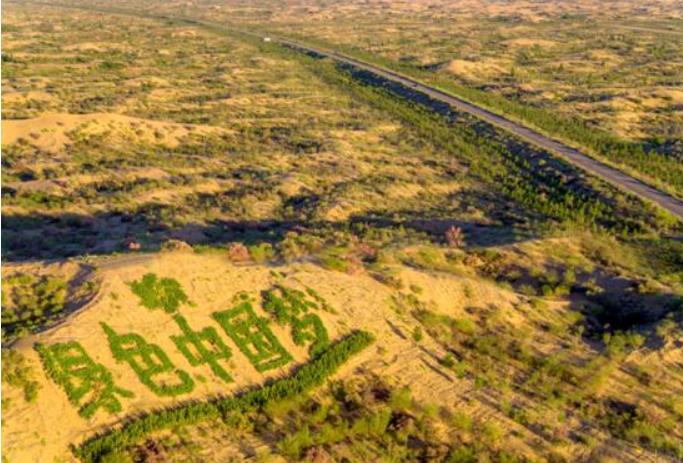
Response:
[73, 330, 374, 463]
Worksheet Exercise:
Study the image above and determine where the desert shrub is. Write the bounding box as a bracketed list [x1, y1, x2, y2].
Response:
[518, 284, 537, 296]
[74, 331, 374, 463]
[227, 242, 251, 262]
[278, 232, 323, 263]
[451, 411, 473, 432]
[277, 425, 314, 459]
[1, 349, 41, 404]
[389, 386, 413, 411]
[129, 273, 189, 314]
[160, 239, 193, 253]
[445, 226, 465, 248]
[603, 331, 646, 357]
[352, 408, 392, 438]
[248, 243, 275, 264]
[2, 274, 67, 340]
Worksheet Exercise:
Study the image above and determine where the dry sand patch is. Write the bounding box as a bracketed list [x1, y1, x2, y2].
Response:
[1, 112, 231, 151]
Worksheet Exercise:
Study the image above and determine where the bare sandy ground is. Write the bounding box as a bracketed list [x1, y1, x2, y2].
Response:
[1, 112, 230, 151]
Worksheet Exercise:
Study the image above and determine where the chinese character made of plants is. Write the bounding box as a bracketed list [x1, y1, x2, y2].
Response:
[263, 284, 330, 357]
[212, 293, 293, 373]
[102, 323, 195, 397]
[36, 341, 134, 418]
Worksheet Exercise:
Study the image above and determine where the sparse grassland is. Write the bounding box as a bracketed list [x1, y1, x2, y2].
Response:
[64, 0, 682, 197]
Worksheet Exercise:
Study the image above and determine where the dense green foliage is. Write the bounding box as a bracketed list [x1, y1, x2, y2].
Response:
[1, 274, 67, 341]
[212, 295, 293, 373]
[101, 323, 195, 397]
[73, 330, 374, 463]
[35, 342, 134, 418]
[129, 273, 190, 314]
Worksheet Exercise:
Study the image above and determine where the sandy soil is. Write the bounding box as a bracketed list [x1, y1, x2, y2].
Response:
[1, 251, 522, 463]
[443, 59, 507, 81]
[1, 112, 230, 151]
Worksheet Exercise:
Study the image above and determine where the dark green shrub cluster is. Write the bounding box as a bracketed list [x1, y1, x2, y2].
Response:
[101, 323, 195, 397]
[1, 349, 41, 405]
[171, 314, 234, 383]
[73, 330, 374, 463]
[1, 274, 67, 341]
[35, 341, 134, 418]
[263, 284, 330, 357]
[212, 295, 293, 372]
[595, 400, 683, 459]
[129, 273, 190, 314]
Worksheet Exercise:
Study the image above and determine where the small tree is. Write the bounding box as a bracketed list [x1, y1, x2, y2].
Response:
[445, 226, 465, 248]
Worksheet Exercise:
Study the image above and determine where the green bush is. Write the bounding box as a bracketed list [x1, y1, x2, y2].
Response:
[248, 243, 275, 264]
[129, 273, 190, 314]
[1, 349, 41, 404]
[2, 274, 67, 340]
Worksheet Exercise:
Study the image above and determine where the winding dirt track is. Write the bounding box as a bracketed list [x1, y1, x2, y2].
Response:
[11, 1, 683, 221]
